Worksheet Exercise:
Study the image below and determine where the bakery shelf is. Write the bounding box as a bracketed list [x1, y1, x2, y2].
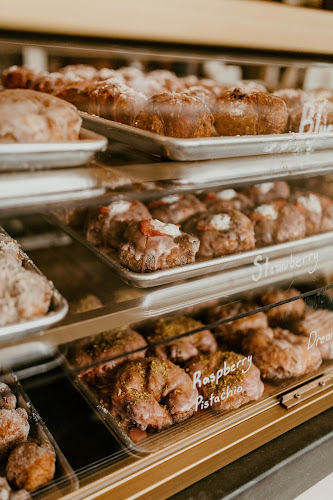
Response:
[4, 237, 332, 350]
[0, 167, 106, 215]
[1, 0, 333, 55]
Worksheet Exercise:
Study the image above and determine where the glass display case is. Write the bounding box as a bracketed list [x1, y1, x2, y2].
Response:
[0, 34, 333, 499]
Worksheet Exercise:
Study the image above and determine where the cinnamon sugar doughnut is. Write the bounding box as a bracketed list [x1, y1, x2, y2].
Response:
[134, 92, 214, 138]
[213, 89, 288, 136]
[6, 440, 56, 491]
[0, 408, 29, 460]
[88, 78, 146, 125]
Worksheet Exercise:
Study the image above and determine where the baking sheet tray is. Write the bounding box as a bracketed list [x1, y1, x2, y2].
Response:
[0, 367, 78, 497]
[0, 128, 107, 170]
[49, 217, 333, 288]
[60, 350, 333, 456]
[0, 228, 68, 343]
[81, 113, 333, 162]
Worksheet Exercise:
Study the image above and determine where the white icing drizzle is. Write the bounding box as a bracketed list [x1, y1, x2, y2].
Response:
[158, 194, 182, 204]
[255, 182, 274, 194]
[297, 194, 322, 215]
[217, 189, 237, 200]
[255, 204, 278, 220]
[150, 219, 182, 237]
[209, 214, 231, 231]
[103, 201, 131, 217]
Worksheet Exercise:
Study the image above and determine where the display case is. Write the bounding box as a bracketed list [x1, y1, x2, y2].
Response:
[0, 31, 333, 499]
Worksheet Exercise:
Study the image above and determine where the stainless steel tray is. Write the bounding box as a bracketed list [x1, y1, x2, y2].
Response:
[49, 217, 333, 288]
[81, 113, 333, 162]
[0, 228, 68, 343]
[0, 167, 106, 213]
[0, 128, 107, 170]
[0, 367, 78, 497]
[60, 340, 333, 456]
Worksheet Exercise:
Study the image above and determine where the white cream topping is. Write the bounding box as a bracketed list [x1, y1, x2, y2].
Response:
[255, 204, 278, 220]
[297, 194, 322, 215]
[209, 214, 231, 231]
[150, 219, 182, 237]
[217, 189, 237, 200]
[255, 182, 274, 194]
[159, 194, 181, 204]
[106, 200, 131, 217]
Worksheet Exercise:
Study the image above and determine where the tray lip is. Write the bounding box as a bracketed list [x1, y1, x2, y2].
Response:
[81, 112, 333, 160]
[0, 128, 107, 154]
[60, 351, 147, 457]
[48, 215, 333, 289]
[59, 345, 333, 456]
[0, 227, 69, 342]
[0, 366, 79, 494]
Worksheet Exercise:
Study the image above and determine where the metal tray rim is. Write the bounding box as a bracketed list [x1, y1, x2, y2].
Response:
[0, 128, 107, 154]
[0, 228, 68, 342]
[49, 216, 333, 288]
[81, 112, 333, 161]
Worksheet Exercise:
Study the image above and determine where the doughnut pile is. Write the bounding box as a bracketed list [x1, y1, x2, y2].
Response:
[0, 234, 52, 326]
[56, 179, 333, 273]
[0, 382, 56, 494]
[68, 286, 330, 441]
[3, 64, 332, 138]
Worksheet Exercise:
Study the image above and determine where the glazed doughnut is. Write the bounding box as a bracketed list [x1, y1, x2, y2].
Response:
[0, 383, 16, 410]
[273, 88, 306, 110]
[0, 89, 82, 143]
[292, 308, 333, 360]
[110, 357, 198, 430]
[134, 92, 214, 138]
[148, 316, 217, 363]
[186, 350, 264, 411]
[213, 89, 288, 136]
[69, 328, 147, 386]
[6, 440, 56, 491]
[88, 78, 146, 125]
[182, 210, 255, 259]
[54, 79, 95, 112]
[248, 181, 290, 206]
[203, 189, 253, 213]
[249, 201, 306, 246]
[119, 219, 200, 273]
[181, 85, 216, 109]
[1, 66, 44, 90]
[242, 327, 322, 382]
[228, 80, 267, 93]
[0, 234, 22, 267]
[206, 301, 268, 350]
[147, 194, 206, 225]
[0, 261, 52, 325]
[86, 200, 151, 248]
[0, 408, 29, 460]
[260, 288, 305, 326]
